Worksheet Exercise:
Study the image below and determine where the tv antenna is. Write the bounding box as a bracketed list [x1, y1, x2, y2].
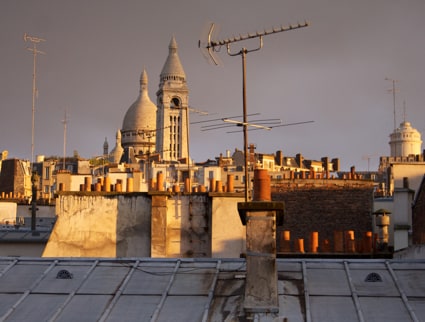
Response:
[61, 109, 69, 170]
[385, 77, 399, 131]
[24, 33, 46, 234]
[24, 33, 46, 167]
[199, 21, 309, 201]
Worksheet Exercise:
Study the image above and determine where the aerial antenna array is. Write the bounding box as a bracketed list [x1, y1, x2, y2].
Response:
[199, 21, 309, 65]
[199, 21, 309, 201]
[385, 77, 399, 131]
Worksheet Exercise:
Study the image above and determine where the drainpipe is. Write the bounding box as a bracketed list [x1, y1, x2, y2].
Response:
[237, 168, 284, 316]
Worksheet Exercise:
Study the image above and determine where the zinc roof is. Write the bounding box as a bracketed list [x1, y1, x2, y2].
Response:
[0, 257, 424, 322]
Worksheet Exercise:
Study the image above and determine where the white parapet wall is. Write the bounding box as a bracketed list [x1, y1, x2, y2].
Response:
[43, 194, 152, 257]
[43, 192, 246, 258]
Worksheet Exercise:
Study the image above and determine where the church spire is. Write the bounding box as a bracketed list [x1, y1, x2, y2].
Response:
[160, 36, 186, 82]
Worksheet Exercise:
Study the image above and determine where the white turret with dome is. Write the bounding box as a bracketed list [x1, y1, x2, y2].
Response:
[389, 120, 422, 157]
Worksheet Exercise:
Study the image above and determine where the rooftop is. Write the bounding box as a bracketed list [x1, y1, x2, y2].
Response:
[0, 257, 424, 321]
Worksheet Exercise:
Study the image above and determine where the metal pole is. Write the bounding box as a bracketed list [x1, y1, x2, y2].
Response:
[392, 79, 396, 131]
[385, 77, 398, 131]
[31, 173, 37, 232]
[24, 33, 46, 234]
[31, 44, 37, 166]
[31, 45, 38, 233]
[242, 48, 249, 202]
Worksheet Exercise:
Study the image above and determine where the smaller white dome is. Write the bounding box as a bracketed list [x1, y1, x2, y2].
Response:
[121, 69, 157, 153]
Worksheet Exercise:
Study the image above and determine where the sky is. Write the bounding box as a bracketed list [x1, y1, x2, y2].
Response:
[1, 0, 424, 171]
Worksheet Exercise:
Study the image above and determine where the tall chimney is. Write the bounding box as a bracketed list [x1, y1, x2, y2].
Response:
[296, 153, 303, 168]
[238, 169, 284, 317]
[276, 150, 284, 166]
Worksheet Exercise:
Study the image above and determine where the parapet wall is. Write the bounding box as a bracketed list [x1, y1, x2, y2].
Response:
[43, 192, 245, 258]
[44, 193, 152, 257]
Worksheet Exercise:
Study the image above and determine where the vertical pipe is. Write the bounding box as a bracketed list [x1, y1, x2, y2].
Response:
[227, 174, 234, 192]
[334, 231, 344, 252]
[215, 180, 222, 192]
[103, 176, 111, 192]
[126, 177, 133, 192]
[363, 231, 373, 253]
[310, 231, 319, 253]
[297, 239, 305, 253]
[209, 178, 216, 192]
[253, 169, 271, 201]
[184, 178, 190, 193]
[84, 177, 91, 191]
[282, 230, 291, 252]
[345, 230, 355, 253]
[157, 172, 164, 191]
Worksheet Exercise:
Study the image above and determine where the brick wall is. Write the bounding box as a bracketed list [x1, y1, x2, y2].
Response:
[272, 180, 374, 251]
[0, 159, 26, 196]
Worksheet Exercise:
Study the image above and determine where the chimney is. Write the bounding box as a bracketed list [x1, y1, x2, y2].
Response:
[237, 169, 284, 317]
[321, 157, 330, 178]
[403, 177, 409, 189]
[373, 208, 391, 251]
[296, 153, 303, 168]
[276, 150, 284, 166]
[331, 158, 340, 172]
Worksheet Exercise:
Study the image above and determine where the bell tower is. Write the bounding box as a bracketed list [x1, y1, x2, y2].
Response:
[156, 37, 189, 162]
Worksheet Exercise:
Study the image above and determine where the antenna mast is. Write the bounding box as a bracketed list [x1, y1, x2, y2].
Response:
[200, 21, 309, 201]
[24, 33, 46, 234]
[385, 77, 399, 131]
[24, 33, 46, 167]
[61, 110, 69, 170]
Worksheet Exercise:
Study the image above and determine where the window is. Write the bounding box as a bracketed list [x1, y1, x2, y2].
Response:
[44, 167, 50, 179]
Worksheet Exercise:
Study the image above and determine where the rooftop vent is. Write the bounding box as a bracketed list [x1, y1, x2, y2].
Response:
[365, 272, 382, 282]
[56, 269, 73, 279]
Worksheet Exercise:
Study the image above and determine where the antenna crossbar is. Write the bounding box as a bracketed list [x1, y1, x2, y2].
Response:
[222, 118, 272, 130]
[206, 21, 309, 49]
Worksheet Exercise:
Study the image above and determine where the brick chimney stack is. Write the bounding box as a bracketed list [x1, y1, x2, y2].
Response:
[238, 169, 284, 318]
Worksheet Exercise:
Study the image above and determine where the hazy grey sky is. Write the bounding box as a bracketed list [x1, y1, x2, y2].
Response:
[1, 0, 424, 171]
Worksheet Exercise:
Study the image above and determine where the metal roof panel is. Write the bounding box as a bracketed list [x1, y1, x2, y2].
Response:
[156, 295, 206, 322]
[4, 294, 67, 322]
[359, 297, 412, 321]
[123, 265, 176, 295]
[78, 265, 130, 294]
[104, 295, 161, 321]
[310, 296, 360, 322]
[54, 295, 112, 322]
[307, 268, 351, 296]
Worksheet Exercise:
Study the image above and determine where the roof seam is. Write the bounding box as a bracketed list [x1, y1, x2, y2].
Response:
[386, 261, 420, 322]
[343, 261, 365, 322]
